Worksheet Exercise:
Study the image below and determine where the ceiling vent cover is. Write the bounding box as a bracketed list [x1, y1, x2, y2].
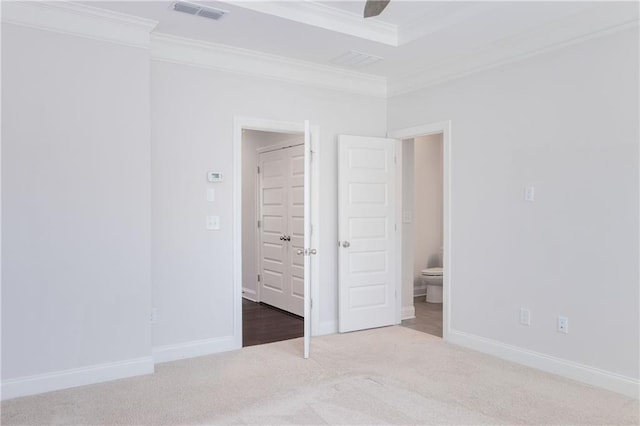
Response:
[331, 50, 383, 69]
[171, 1, 227, 21]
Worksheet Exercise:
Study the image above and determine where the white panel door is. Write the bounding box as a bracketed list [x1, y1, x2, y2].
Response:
[302, 120, 312, 359]
[287, 144, 305, 317]
[258, 144, 305, 317]
[259, 149, 288, 312]
[338, 135, 397, 333]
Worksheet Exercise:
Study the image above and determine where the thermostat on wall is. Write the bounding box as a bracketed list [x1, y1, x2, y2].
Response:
[207, 172, 223, 182]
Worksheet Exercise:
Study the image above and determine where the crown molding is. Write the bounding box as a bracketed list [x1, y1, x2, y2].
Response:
[388, 7, 640, 97]
[151, 33, 387, 98]
[230, 1, 398, 46]
[1, 1, 158, 48]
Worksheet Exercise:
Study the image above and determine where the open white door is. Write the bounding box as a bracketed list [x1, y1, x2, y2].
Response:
[338, 135, 397, 333]
[302, 120, 312, 358]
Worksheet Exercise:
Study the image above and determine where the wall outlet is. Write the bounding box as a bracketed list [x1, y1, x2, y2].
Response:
[519, 308, 531, 326]
[150, 308, 158, 324]
[557, 316, 569, 333]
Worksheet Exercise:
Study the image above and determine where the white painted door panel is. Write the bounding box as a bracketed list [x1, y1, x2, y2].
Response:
[338, 135, 397, 333]
[303, 120, 311, 359]
[287, 144, 305, 316]
[259, 150, 288, 311]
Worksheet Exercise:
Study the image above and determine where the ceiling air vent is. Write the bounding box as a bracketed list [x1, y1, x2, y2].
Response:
[171, 1, 227, 21]
[331, 50, 383, 69]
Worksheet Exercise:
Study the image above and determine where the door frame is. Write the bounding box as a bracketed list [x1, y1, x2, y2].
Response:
[232, 116, 320, 349]
[387, 120, 452, 341]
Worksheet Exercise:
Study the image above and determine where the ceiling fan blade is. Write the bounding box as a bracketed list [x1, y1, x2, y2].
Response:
[363, 0, 390, 18]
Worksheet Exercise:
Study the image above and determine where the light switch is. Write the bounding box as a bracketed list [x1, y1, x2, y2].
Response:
[206, 215, 220, 230]
[524, 186, 535, 202]
[207, 188, 215, 202]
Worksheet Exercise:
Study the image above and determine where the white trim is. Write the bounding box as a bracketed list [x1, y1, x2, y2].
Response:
[151, 33, 387, 98]
[309, 127, 322, 338]
[401, 306, 416, 321]
[1, 357, 154, 401]
[233, 117, 321, 352]
[388, 121, 452, 341]
[242, 288, 258, 302]
[448, 329, 640, 398]
[231, 1, 397, 46]
[152, 336, 236, 364]
[1, 1, 157, 49]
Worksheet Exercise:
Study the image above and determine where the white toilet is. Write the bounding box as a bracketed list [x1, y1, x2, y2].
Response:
[421, 267, 443, 303]
[421, 248, 444, 303]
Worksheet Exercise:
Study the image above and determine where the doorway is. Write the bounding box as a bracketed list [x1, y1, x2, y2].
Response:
[233, 117, 319, 356]
[241, 129, 304, 347]
[388, 121, 452, 340]
[399, 134, 444, 338]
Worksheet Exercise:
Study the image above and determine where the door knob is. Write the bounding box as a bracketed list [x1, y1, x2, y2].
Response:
[280, 236, 285, 241]
[342, 241, 350, 248]
[309, 249, 317, 255]
[296, 249, 304, 255]
[285, 235, 291, 241]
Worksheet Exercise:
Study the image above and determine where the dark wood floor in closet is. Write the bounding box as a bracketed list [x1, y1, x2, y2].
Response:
[242, 298, 303, 347]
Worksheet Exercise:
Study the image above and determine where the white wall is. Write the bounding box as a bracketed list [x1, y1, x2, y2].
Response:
[413, 134, 443, 295]
[241, 130, 302, 300]
[2, 23, 153, 385]
[151, 59, 387, 352]
[388, 28, 639, 381]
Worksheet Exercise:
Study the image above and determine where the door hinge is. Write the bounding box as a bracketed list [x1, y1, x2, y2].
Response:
[394, 155, 397, 165]
[257, 166, 261, 174]
[257, 274, 261, 282]
[257, 220, 261, 228]
[310, 224, 313, 235]
[310, 299, 313, 309]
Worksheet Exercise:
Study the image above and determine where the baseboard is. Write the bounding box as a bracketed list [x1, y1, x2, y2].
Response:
[1, 356, 154, 401]
[401, 305, 415, 320]
[152, 335, 237, 364]
[242, 288, 257, 302]
[315, 320, 337, 336]
[448, 329, 639, 398]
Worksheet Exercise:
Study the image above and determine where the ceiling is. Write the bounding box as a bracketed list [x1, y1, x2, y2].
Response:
[87, 1, 638, 83]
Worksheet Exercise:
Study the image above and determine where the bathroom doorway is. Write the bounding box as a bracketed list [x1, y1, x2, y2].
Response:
[399, 133, 445, 338]
[387, 120, 454, 340]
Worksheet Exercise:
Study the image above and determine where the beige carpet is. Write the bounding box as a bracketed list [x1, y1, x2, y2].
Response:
[2, 326, 638, 425]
